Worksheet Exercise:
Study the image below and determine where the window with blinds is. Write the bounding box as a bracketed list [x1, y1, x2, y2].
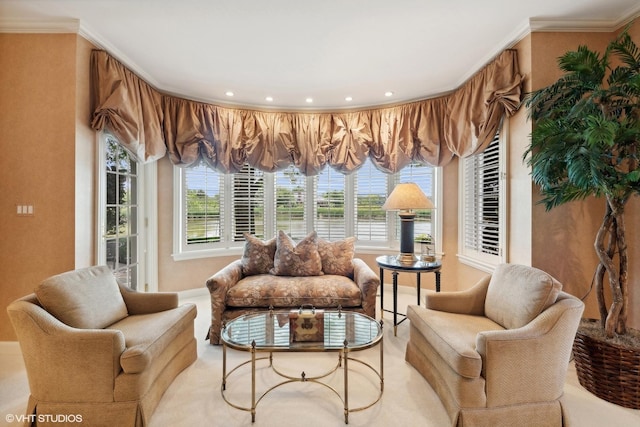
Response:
[398, 162, 435, 239]
[184, 164, 222, 245]
[314, 166, 347, 240]
[231, 164, 265, 241]
[176, 160, 440, 258]
[275, 165, 307, 240]
[459, 130, 505, 268]
[355, 160, 389, 242]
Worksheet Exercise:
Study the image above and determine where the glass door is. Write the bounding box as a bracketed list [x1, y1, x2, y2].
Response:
[98, 133, 144, 290]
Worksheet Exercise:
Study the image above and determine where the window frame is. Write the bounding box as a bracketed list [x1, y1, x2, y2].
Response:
[173, 161, 442, 260]
[457, 124, 508, 272]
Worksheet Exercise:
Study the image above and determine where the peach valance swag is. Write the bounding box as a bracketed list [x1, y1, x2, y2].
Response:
[91, 49, 523, 174]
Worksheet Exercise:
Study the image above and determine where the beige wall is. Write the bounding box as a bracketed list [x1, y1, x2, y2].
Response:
[0, 33, 95, 340]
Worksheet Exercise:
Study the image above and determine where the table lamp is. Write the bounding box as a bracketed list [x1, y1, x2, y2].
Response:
[382, 182, 434, 264]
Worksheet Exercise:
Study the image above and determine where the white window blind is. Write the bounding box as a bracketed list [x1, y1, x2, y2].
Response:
[459, 130, 505, 269]
[314, 166, 347, 240]
[398, 162, 435, 239]
[355, 160, 388, 242]
[184, 164, 222, 246]
[231, 164, 265, 241]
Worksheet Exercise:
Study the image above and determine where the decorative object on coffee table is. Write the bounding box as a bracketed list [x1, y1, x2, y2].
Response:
[289, 305, 324, 342]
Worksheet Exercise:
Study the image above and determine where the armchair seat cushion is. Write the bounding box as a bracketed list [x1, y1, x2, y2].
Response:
[408, 305, 503, 379]
[109, 304, 197, 374]
[226, 274, 362, 308]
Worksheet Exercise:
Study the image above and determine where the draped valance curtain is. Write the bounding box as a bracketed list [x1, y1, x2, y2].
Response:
[90, 49, 523, 175]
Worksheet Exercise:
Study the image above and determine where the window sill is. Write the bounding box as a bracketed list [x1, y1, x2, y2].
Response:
[457, 254, 498, 274]
[172, 247, 244, 261]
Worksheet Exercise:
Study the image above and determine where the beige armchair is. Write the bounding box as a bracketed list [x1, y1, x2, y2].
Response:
[405, 263, 584, 427]
[7, 266, 197, 427]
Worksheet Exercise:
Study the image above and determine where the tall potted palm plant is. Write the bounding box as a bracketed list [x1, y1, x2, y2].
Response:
[525, 26, 640, 408]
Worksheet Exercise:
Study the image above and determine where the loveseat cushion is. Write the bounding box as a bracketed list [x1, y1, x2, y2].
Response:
[241, 233, 277, 275]
[318, 237, 355, 276]
[35, 265, 128, 329]
[109, 303, 197, 374]
[270, 230, 323, 276]
[226, 275, 362, 308]
[407, 305, 503, 379]
[484, 263, 562, 329]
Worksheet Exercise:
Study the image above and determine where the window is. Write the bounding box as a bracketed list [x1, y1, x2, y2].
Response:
[275, 165, 307, 239]
[174, 159, 440, 259]
[175, 163, 265, 255]
[355, 162, 389, 242]
[315, 166, 348, 241]
[232, 165, 265, 241]
[458, 127, 507, 271]
[398, 162, 435, 240]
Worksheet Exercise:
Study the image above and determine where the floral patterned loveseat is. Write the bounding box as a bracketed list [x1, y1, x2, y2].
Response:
[205, 231, 380, 344]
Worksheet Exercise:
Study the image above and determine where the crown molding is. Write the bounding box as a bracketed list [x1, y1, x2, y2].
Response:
[530, 18, 622, 33]
[530, 3, 640, 32]
[0, 18, 80, 33]
[76, 21, 160, 88]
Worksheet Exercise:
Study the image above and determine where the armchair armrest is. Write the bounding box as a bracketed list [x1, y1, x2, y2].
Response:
[424, 275, 490, 315]
[352, 258, 380, 319]
[475, 296, 584, 407]
[7, 298, 126, 402]
[206, 260, 244, 344]
[118, 283, 179, 314]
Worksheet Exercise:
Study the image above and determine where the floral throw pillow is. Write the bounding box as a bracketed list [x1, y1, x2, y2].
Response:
[240, 233, 276, 276]
[270, 230, 323, 276]
[317, 237, 356, 276]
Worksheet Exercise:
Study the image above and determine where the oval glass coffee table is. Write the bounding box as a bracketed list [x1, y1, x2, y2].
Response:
[221, 309, 383, 424]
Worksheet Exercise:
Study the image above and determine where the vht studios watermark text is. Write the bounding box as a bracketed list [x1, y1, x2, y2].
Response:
[6, 414, 83, 423]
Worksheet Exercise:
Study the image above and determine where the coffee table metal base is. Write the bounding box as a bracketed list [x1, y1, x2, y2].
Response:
[221, 339, 384, 424]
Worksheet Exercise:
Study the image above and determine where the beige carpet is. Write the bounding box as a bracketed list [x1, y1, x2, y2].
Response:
[2, 289, 640, 427]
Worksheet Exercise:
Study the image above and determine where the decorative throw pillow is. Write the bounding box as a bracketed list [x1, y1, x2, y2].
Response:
[484, 263, 562, 329]
[270, 230, 323, 276]
[35, 265, 128, 329]
[240, 233, 277, 276]
[317, 237, 356, 276]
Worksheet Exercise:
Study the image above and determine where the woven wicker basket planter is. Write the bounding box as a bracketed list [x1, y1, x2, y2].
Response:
[573, 319, 640, 409]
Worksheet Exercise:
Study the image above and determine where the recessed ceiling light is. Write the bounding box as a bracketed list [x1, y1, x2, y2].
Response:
[384, 91, 394, 97]
[225, 91, 234, 97]
[265, 96, 273, 102]
[305, 97, 313, 103]
[345, 96, 353, 102]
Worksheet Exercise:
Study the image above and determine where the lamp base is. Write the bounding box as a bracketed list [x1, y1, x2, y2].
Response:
[397, 252, 416, 265]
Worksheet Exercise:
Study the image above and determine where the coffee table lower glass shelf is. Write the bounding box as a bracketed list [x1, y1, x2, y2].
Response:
[221, 309, 383, 424]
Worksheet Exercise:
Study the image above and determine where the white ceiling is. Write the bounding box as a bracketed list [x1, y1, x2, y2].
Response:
[1, 0, 639, 111]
